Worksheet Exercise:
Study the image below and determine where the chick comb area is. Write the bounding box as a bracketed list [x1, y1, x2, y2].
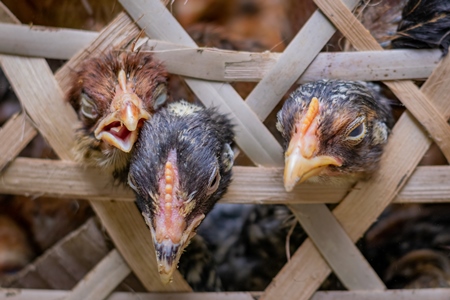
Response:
[300, 97, 320, 136]
[164, 161, 174, 226]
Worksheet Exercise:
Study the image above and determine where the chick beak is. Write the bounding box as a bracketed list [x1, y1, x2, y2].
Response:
[94, 70, 151, 152]
[284, 97, 342, 192]
[143, 212, 205, 284]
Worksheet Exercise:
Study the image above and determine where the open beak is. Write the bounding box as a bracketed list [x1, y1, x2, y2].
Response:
[142, 213, 205, 284]
[94, 70, 151, 152]
[283, 97, 341, 192]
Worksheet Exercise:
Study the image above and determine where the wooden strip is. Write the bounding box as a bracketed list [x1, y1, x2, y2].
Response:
[296, 49, 439, 83]
[262, 30, 450, 300]
[119, 0, 283, 167]
[0, 24, 439, 82]
[0, 23, 97, 60]
[314, 0, 450, 163]
[0, 2, 20, 23]
[290, 204, 385, 290]
[2, 158, 450, 204]
[311, 289, 450, 300]
[4, 288, 450, 300]
[0, 158, 134, 201]
[244, 0, 360, 121]
[1, 290, 256, 300]
[65, 250, 131, 300]
[0, 56, 77, 161]
[0, 113, 36, 172]
[0, 158, 435, 203]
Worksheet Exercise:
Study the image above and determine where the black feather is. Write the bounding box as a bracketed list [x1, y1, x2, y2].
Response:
[392, 0, 450, 55]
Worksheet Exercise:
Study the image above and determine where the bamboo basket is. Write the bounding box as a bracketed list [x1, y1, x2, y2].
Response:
[1, 0, 450, 299]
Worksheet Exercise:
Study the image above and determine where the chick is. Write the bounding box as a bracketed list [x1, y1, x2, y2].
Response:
[363, 203, 450, 285]
[384, 249, 450, 289]
[68, 51, 168, 178]
[358, 0, 450, 53]
[127, 101, 234, 283]
[391, 0, 450, 54]
[276, 80, 393, 191]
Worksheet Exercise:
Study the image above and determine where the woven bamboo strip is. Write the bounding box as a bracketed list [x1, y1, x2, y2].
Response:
[314, 0, 450, 162]
[0, 23, 97, 59]
[1, 158, 449, 204]
[119, 0, 284, 167]
[0, 2, 19, 23]
[290, 204, 385, 290]
[262, 23, 450, 300]
[0, 10, 190, 292]
[139, 40, 439, 83]
[0, 23, 440, 82]
[64, 250, 131, 300]
[4, 288, 450, 300]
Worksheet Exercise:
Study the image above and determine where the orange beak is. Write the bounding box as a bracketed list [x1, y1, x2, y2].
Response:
[94, 70, 151, 152]
[283, 97, 342, 192]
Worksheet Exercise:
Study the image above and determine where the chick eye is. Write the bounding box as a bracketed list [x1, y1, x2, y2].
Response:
[152, 84, 168, 110]
[345, 116, 366, 143]
[80, 93, 98, 119]
[206, 167, 221, 196]
[349, 123, 364, 137]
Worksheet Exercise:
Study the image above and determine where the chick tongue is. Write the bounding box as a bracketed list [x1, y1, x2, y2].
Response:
[108, 122, 132, 141]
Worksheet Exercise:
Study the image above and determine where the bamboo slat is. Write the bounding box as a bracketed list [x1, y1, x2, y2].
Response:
[119, 0, 284, 167]
[0, 23, 440, 83]
[4, 288, 450, 300]
[0, 2, 19, 23]
[0, 113, 36, 172]
[139, 40, 440, 83]
[64, 250, 131, 300]
[289, 204, 385, 290]
[262, 24, 450, 300]
[314, 0, 450, 163]
[1, 158, 450, 204]
[0, 23, 97, 60]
